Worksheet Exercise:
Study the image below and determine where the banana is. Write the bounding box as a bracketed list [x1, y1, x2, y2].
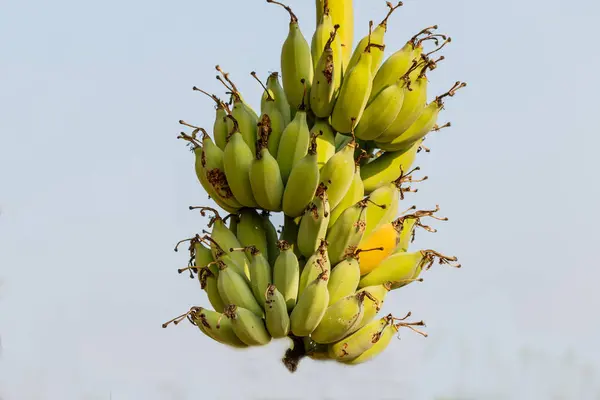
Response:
[377, 82, 467, 152]
[297, 184, 331, 258]
[223, 304, 271, 346]
[328, 157, 364, 227]
[163, 307, 247, 348]
[357, 223, 398, 275]
[326, 198, 369, 266]
[360, 139, 421, 194]
[276, 80, 311, 184]
[261, 211, 281, 266]
[298, 239, 330, 297]
[345, 2, 402, 75]
[290, 271, 330, 336]
[282, 132, 320, 218]
[268, 0, 313, 113]
[251, 72, 287, 157]
[281, 215, 302, 258]
[310, 118, 336, 169]
[359, 249, 460, 289]
[228, 213, 239, 237]
[387, 205, 448, 255]
[316, 0, 354, 70]
[232, 246, 272, 309]
[354, 283, 391, 330]
[264, 284, 290, 338]
[312, 291, 374, 344]
[191, 87, 230, 151]
[327, 255, 361, 305]
[198, 267, 226, 313]
[330, 22, 384, 133]
[250, 119, 285, 211]
[328, 314, 392, 361]
[304, 337, 331, 360]
[215, 259, 264, 318]
[273, 240, 300, 311]
[223, 116, 260, 208]
[311, 25, 340, 118]
[236, 209, 269, 260]
[264, 72, 292, 125]
[318, 138, 356, 210]
[312, 0, 334, 68]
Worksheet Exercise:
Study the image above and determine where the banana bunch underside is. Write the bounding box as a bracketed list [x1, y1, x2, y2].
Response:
[167, 0, 466, 372]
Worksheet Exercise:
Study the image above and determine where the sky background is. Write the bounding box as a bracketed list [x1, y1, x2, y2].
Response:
[1, 0, 600, 398]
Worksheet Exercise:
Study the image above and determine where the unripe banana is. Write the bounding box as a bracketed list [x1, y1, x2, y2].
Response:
[251, 72, 287, 157]
[377, 82, 466, 152]
[282, 132, 320, 218]
[264, 284, 290, 338]
[359, 249, 461, 289]
[328, 314, 392, 361]
[326, 198, 369, 266]
[353, 284, 390, 332]
[191, 88, 230, 150]
[268, 0, 313, 113]
[327, 255, 361, 305]
[273, 240, 300, 311]
[360, 140, 421, 194]
[233, 246, 272, 309]
[229, 213, 239, 237]
[299, 240, 331, 297]
[312, 291, 372, 344]
[264, 72, 291, 125]
[163, 307, 247, 348]
[310, 119, 336, 169]
[250, 120, 285, 211]
[316, 0, 354, 70]
[216, 260, 264, 318]
[261, 211, 281, 266]
[297, 184, 331, 258]
[345, 2, 402, 75]
[276, 82, 311, 184]
[311, 25, 340, 118]
[223, 305, 271, 346]
[304, 337, 331, 360]
[328, 160, 364, 227]
[290, 271, 330, 336]
[199, 267, 226, 313]
[236, 209, 269, 260]
[281, 215, 302, 258]
[318, 139, 356, 210]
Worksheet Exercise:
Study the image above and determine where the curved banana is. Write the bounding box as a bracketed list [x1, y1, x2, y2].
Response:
[223, 304, 271, 346]
[352, 283, 391, 332]
[328, 314, 392, 361]
[236, 209, 269, 260]
[311, 25, 340, 118]
[216, 260, 264, 318]
[252, 72, 287, 158]
[328, 159, 364, 228]
[281, 215, 302, 258]
[282, 132, 320, 217]
[191, 88, 230, 150]
[298, 239, 331, 297]
[250, 119, 285, 211]
[199, 267, 226, 313]
[264, 72, 291, 125]
[264, 284, 290, 338]
[290, 271, 330, 336]
[268, 0, 313, 112]
[234, 246, 272, 309]
[310, 118, 336, 169]
[297, 184, 331, 258]
[316, 0, 353, 70]
[328, 255, 361, 305]
[261, 211, 281, 266]
[273, 240, 300, 311]
[318, 138, 356, 210]
[326, 198, 368, 265]
[357, 223, 397, 275]
[312, 291, 369, 344]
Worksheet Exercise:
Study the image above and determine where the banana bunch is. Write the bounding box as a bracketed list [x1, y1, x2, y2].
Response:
[166, 0, 467, 372]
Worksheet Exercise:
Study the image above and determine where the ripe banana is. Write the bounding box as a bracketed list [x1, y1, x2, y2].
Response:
[312, 291, 371, 344]
[264, 284, 290, 338]
[252, 72, 287, 158]
[327, 255, 361, 305]
[298, 239, 331, 297]
[316, 0, 353, 70]
[290, 271, 330, 336]
[326, 198, 369, 266]
[264, 72, 291, 125]
[216, 259, 264, 318]
[328, 159, 364, 228]
[236, 209, 269, 260]
[250, 120, 285, 211]
[318, 138, 356, 210]
[223, 304, 271, 346]
[357, 223, 398, 275]
[297, 184, 331, 258]
[282, 132, 320, 217]
[268, 0, 313, 112]
[273, 240, 300, 311]
[311, 25, 340, 118]
[310, 118, 336, 169]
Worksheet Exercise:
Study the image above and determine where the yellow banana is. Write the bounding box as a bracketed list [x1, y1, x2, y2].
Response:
[261, 211, 280, 266]
[326, 198, 368, 265]
[251, 72, 287, 158]
[264, 72, 291, 125]
[290, 271, 330, 336]
[215, 259, 264, 318]
[233, 246, 272, 309]
[330, 23, 384, 133]
[357, 223, 398, 275]
[327, 255, 361, 305]
[328, 314, 392, 361]
[359, 249, 460, 289]
[273, 240, 300, 311]
[310, 118, 336, 169]
[328, 158, 364, 228]
[298, 240, 331, 297]
[223, 304, 271, 346]
[312, 291, 374, 344]
[250, 119, 285, 211]
[311, 25, 340, 118]
[162, 307, 247, 348]
[268, 0, 313, 113]
[345, 2, 402, 75]
[236, 209, 269, 260]
[264, 284, 290, 338]
[191, 87, 230, 150]
[318, 138, 356, 210]
[297, 184, 331, 258]
[316, 0, 354, 70]
[282, 132, 320, 217]
[377, 81, 467, 152]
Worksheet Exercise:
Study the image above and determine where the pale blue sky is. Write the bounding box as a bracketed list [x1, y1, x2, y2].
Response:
[1, 0, 599, 399]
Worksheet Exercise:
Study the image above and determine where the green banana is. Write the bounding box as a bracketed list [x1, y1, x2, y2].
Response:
[326, 198, 369, 266]
[223, 304, 271, 346]
[232, 246, 272, 309]
[250, 119, 285, 211]
[281, 215, 302, 258]
[236, 209, 269, 260]
[377, 82, 467, 152]
[268, 0, 313, 112]
[312, 291, 372, 344]
[310, 118, 336, 169]
[264, 72, 291, 125]
[228, 213, 239, 237]
[163, 307, 247, 348]
[215, 259, 264, 318]
[282, 132, 320, 218]
[316, 0, 354, 70]
[264, 284, 290, 338]
[251, 72, 287, 157]
[198, 267, 226, 313]
[261, 211, 281, 266]
[328, 158, 364, 227]
[359, 249, 460, 289]
[318, 138, 356, 210]
[273, 240, 300, 311]
[276, 81, 311, 184]
[328, 314, 392, 361]
[290, 271, 330, 336]
[297, 184, 331, 258]
[392, 205, 448, 254]
[311, 24, 340, 118]
[327, 255, 361, 305]
[192, 87, 230, 151]
[345, 2, 402, 75]
[298, 239, 330, 297]
[353, 283, 390, 332]
[304, 336, 331, 360]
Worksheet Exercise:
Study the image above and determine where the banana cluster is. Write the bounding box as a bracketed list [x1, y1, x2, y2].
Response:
[166, 0, 465, 371]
